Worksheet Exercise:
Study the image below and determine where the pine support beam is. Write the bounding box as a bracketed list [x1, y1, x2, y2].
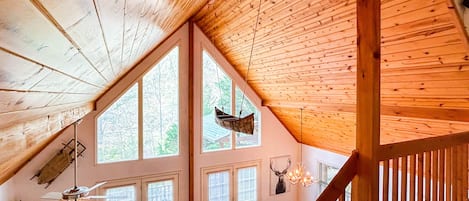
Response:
[352, 0, 381, 200]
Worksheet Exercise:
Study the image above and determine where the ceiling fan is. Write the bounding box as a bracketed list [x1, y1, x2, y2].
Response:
[41, 119, 107, 200]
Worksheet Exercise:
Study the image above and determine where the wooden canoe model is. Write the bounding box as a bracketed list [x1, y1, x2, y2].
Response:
[214, 107, 254, 135]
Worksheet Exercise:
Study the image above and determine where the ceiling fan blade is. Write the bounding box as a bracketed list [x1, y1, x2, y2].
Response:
[87, 181, 107, 192]
[41, 192, 63, 200]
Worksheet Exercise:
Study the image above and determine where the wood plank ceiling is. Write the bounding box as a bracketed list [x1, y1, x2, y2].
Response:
[194, 0, 469, 155]
[1, 0, 469, 185]
[0, 0, 207, 184]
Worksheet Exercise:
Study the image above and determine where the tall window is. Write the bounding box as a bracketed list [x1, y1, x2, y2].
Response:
[202, 50, 261, 152]
[99, 173, 178, 201]
[97, 47, 179, 163]
[202, 162, 260, 201]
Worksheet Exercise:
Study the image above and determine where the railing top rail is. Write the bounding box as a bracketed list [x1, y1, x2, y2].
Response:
[378, 130, 469, 161]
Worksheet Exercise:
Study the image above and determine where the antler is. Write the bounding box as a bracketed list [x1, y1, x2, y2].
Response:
[281, 159, 292, 174]
[270, 160, 278, 173]
[271, 158, 292, 175]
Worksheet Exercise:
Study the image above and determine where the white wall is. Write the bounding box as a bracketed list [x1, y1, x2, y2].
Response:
[0, 178, 15, 201]
[7, 23, 299, 201]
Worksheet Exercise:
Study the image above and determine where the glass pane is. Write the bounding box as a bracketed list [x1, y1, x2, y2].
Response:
[147, 180, 173, 201]
[208, 171, 230, 201]
[105, 185, 136, 201]
[235, 87, 260, 148]
[237, 167, 257, 201]
[143, 47, 179, 158]
[97, 84, 138, 163]
[202, 51, 232, 152]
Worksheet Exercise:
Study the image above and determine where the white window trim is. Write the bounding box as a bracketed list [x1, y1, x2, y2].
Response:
[97, 172, 179, 201]
[201, 160, 261, 201]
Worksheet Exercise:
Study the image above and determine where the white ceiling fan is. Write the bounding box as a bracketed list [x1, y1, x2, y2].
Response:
[41, 119, 107, 200]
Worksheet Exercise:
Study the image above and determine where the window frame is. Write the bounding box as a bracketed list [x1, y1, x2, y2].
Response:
[95, 46, 181, 164]
[200, 50, 262, 153]
[97, 172, 179, 201]
[201, 160, 261, 201]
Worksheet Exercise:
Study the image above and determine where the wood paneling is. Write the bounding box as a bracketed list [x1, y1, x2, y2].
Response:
[195, 0, 469, 156]
[0, 0, 207, 185]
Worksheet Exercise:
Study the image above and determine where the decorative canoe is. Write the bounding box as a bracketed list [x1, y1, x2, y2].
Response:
[214, 107, 254, 135]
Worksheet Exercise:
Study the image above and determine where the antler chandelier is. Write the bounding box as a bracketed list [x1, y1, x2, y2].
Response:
[286, 108, 314, 187]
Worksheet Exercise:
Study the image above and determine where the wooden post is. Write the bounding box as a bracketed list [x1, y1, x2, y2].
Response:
[352, 0, 381, 200]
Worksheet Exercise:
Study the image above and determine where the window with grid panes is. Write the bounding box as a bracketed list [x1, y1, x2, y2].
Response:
[318, 162, 351, 201]
[203, 162, 259, 201]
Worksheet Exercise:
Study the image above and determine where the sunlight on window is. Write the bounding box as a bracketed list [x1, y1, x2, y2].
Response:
[208, 171, 230, 201]
[143, 47, 179, 158]
[105, 185, 136, 201]
[202, 51, 232, 152]
[97, 84, 138, 163]
[147, 180, 174, 201]
[237, 167, 257, 201]
[235, 87, 260, 148]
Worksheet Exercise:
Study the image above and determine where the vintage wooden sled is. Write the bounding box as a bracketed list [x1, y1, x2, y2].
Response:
[31, 139, 86, 188]
[214, 106, 254, 135]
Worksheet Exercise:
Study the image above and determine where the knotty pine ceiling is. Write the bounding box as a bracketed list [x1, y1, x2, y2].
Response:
[194, 0, 469, 154]
[0, 0, 469, 185]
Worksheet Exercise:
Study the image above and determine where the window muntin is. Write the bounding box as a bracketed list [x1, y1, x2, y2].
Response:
[97, 47, 179, 164]
[236, 167, 257, 201]
[97, 84, 139, 163]
[147, 180, 174, 201]
[202, 50, 261, 152]
[208, 171, 230, 201]
[143, 47, 179, 158]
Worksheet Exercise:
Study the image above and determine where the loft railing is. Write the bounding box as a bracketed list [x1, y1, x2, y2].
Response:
[316, 151, 358, 201]
[316, 131, 469, 201]
[378, 131, 469, 201]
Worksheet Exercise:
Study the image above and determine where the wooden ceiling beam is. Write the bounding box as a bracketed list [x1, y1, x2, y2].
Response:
[263, 100, 469, 122]
[0, 103, 93, 185]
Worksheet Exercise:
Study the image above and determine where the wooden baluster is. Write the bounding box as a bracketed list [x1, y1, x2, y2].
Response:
[425, 152, 431, 201]
[446, 148, 452, 201]
[438, 149, 445, 201]
[463, 144, 468, 199]
[457, 145, 463, 201]
[452, 147, 457, 200]
[410, 155, 416, 201]
[418, 153, 424, 201]
[383, 160, 389, 201]
[431, 151, 438, 201]
[392, 158, 399, 201]
[401, 156, 407, 201]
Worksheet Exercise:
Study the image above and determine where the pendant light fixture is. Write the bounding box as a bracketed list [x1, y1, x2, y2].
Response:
[286, 108, 314, 187]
